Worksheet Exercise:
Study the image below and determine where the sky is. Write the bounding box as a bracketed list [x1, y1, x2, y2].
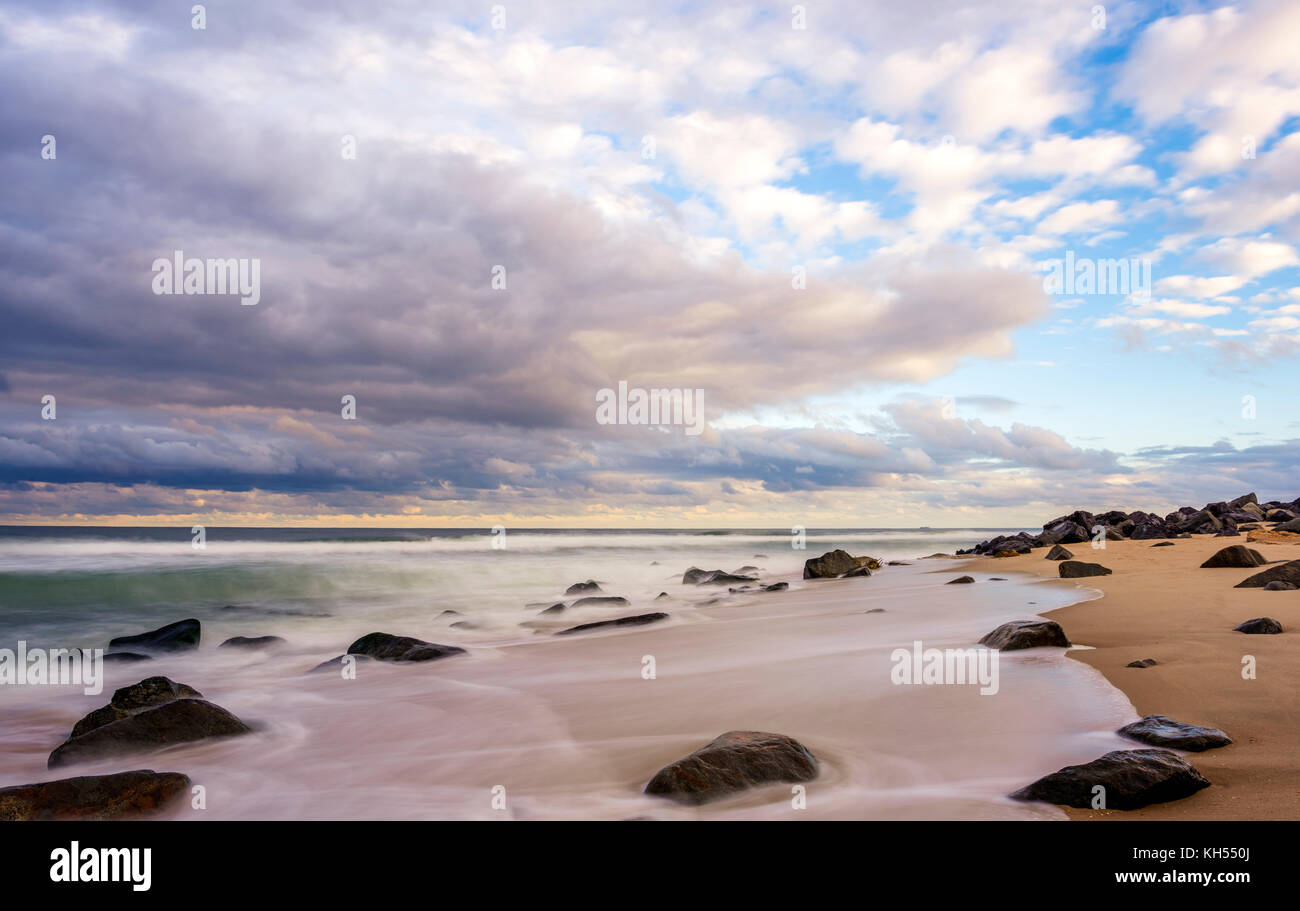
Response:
[1, 0, 1298, 527]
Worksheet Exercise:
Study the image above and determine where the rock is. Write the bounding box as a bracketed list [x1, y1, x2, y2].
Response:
[682, 567, 758, 585]
[1201, 545, 1268, 568]
[655, 592, 671, 600]
[763, 582, 789, 591]
[842, 565, 872, 578]
[555, 612, 668, 635]
[993, 549, 1020, 558]
[887, 560, 911, 566]
[538, 603, 567, 614]
[1264, 581, 1297, 591]
[946, 575, 975, 584]
[989, 577, 1007, 581]
[1126, 658, 1158, 668]
[1233, 617, 1282, 634]
[1277, 517, 1300, 533]
[1117, 715, 1231, 751]
[1059, 561, 1112, 578]
[853, 556, 883, 570]
[1229, 492, 1258, 508]
[0, 770, 191, 821]
[1009, 749, 1210, 809]
[802, 550, 858, 579]
[102, 652, 152, 664]
[919, 553, 957, 559]
[1247, 529, 1300, 545]
[1263, 508, 1296, 522]
[1045, 544, 1074, 561]
[733, 565, 760, 574]
[1152, 541, 1175, 547]
[978, 619, 1071, 650]
[564, 580, 602, 595]
[69, 676, 202, 740]
[108, 619, 200, 655]
[219, 635, 286, 650]
[49, 699, 251, 768]
[347, 633, 466, 663]
[570, 596, 631, 607]
[643, 731, 817, 805]
[1234, 560, 1300, 588]
[448, 621, 477, 630]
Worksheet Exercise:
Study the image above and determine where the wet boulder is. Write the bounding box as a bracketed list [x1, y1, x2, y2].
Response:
[108, 619, 200, 655]
[49, 699, 251, 768]
[219, 635, 286, 650]
[802, 550, 858, 579]
[347, 633, 467, 663]
[1045, 544, 1074, 561]
[946, 575, 975, 584]
[644, 731, 817, 805]
[556, 612, 668, 635]
[978, 619, 1071, 650]
[0, 770, 191, 820]
[1009, 749, 1210, 809]
[1117, 715, 1231, 751]
[69, 676, 202, 740]
[1234, 560, 1300, 588]
[570, 596, 631, 608]
[683, 567, 758, 585]
[564, 580, 602, 595]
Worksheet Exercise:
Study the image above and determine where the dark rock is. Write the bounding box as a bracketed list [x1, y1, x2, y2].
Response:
[108, 619, 200, 655]
[49, 699, 251, 768]
[1059, 561, 1112, 578]
[1009, 749, 1210, 809]
[347, 632, 467, 663]
[1264, 580, 1297, 591]
[1201, 545, 1267, 568]
[1233, 617, 1282, 634]
[643, 731, 817, 805]
[448, 621, 478, 629]
[1276, 517, 1300, 533]
[682, 567, 758, 585]
[733, 565, 760, 574]
[1126, 658, 1158, 668]
[1117, 715, 1231, 751]
[1234, 560, 1300, 588]
[539, 603, 567, 614]
[989, 577, 1007, 581]
[555, 612, 668, 636]
[1152, 541, 1175, 547]
[842, 565, 872, 578]
[102, 652, 152, 664]
[1230, 492, 1258, 508]
[978, 619, 1071, 650]
[70, 676, 202, 740]
[887, 560, 911, 566]
[1045, 544, 1074, 561]
[802, 550, 857, 579]
[571, 596, 631, 607]
[655, 592, 671, 600]
[438, 609, 461, 617]
[763, 582, 789, 592]
[219, 635, 286, 650]
[564, 580, 602, 595]
[0, 770, 191, 820]
[946, 575, 975, 584]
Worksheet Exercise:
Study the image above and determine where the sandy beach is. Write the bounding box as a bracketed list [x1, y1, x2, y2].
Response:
[966, 535, 1300, 820]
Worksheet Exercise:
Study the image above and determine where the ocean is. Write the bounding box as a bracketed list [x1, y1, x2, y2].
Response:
[0, 526, 1138, 819]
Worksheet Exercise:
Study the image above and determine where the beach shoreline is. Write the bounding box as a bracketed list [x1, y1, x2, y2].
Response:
[965, 535, 1300, 821]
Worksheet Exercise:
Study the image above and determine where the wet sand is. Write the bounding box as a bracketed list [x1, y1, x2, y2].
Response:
[966, 535, 1300, 820]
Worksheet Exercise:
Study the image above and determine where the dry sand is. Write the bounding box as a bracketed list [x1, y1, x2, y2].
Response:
[966, 535, 1300, 820]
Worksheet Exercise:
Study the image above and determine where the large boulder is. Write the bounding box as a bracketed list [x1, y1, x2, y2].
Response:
[1045, 544, 1074, 561]
[556, 612, 668, 636]
[643, 731, 817, 805]
[0, 770, 191, 820]
[978, 619, 1071, 650]
[1277, 517, 1300, 533]
[1116, 715, 1232, 751]
[1233, 617, 1283, 634]
[570, 596, 631, 608]
[347, 633, 466, 662]
[1234, 560, 1300, 589]
[70, 676, 201, 740]
[682, 567, 758, 585]
[108, 619, 200, 654]
[802, 550, 858, 579]
[219, 635, 286, 650]
[1009, 749, 1210, 809]
[49, 699, 251, 768]
[1059, 561, 1112, 578]
[1200, 545, 1267, 568]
